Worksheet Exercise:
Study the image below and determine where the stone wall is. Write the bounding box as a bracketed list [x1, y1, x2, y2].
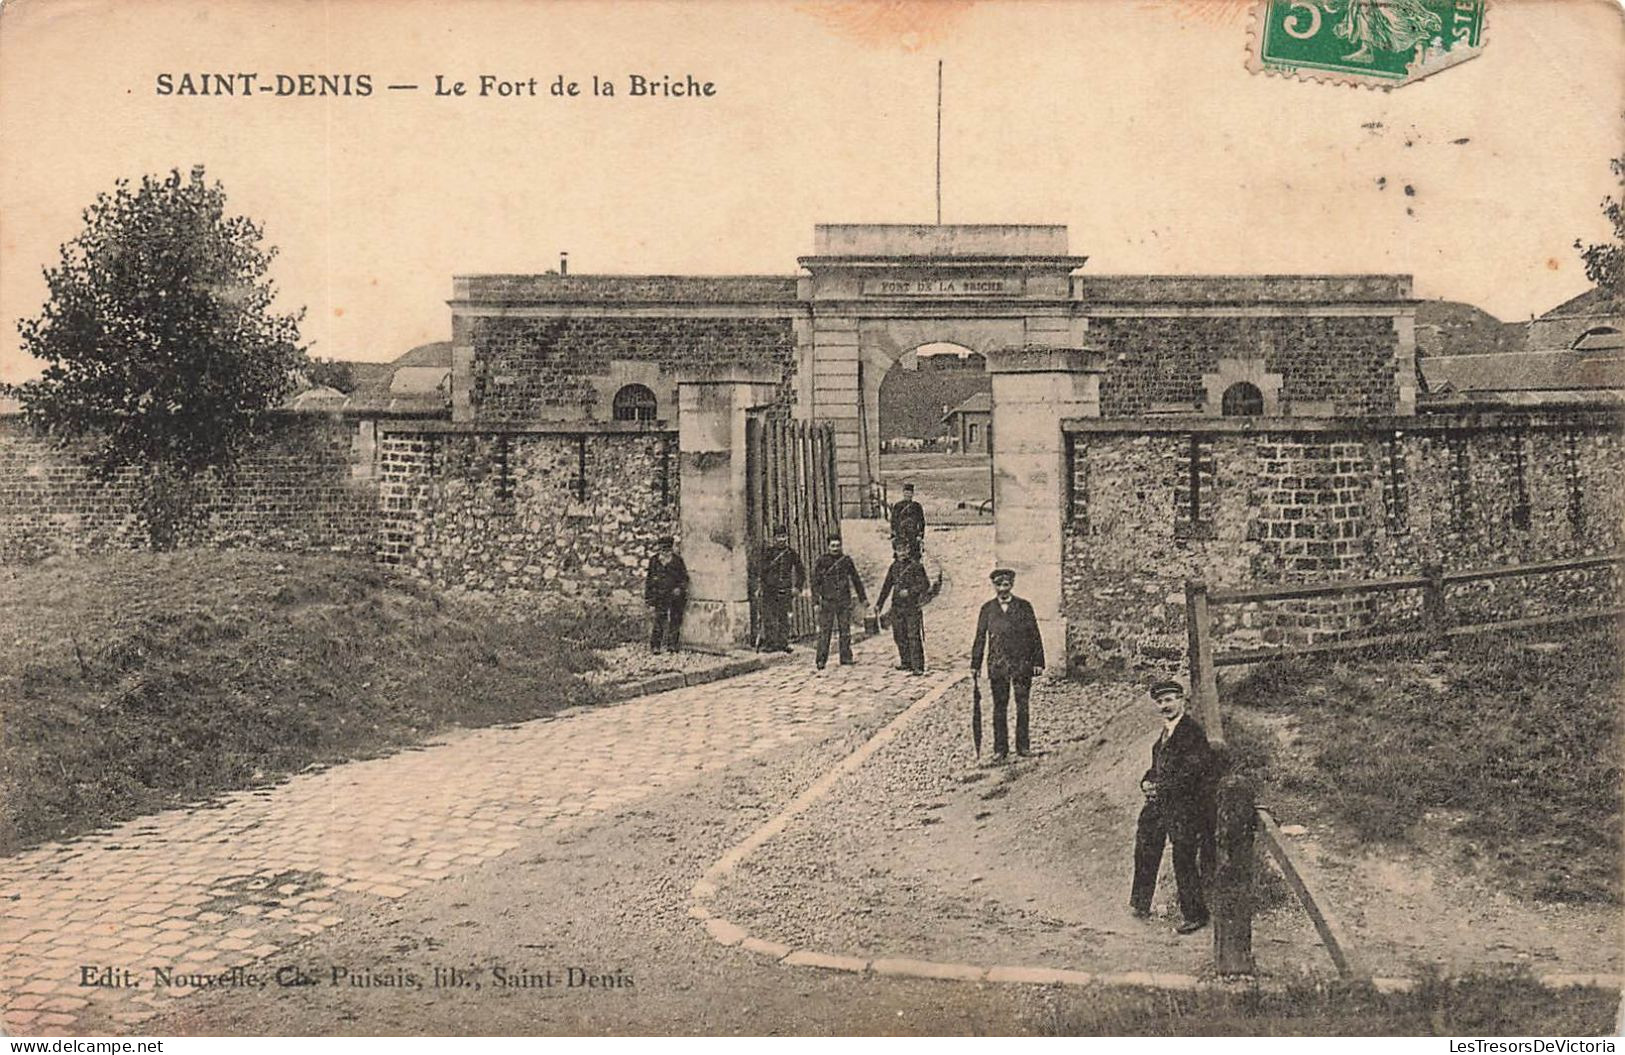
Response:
[1061, 413, 1625, 675]
[0, 414, 378, 562]
[1090, 315, 1403, 417]
[465, 316, 797, 423]
[377, 423, 678, 600]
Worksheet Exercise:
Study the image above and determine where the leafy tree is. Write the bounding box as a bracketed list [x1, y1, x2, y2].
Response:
[1575, 154, 1624, 310]
[15, 166, 307, 548]
[305, 357, 357, 394]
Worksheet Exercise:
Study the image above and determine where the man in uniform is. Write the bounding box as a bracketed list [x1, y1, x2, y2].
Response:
[643, 535, 688, 654]
[755, 524, 805, 653]
[1129, 678, 1217, 934]
[810, 534, 868, 670]
[876, 537, 931, 675]
[969, 568, 1045, 760]
[890, 482, 926, 559]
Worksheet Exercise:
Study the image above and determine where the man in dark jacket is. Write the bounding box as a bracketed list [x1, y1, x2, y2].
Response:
[876, 537, 931, 675]
[643, 535, 688, 654]
[1130, 678, 1217, 934]
[969, 568, 1045, 759]
[755, 525, 806, 653]
[890, 482, 926, 559]
[810, 534, 867, 669]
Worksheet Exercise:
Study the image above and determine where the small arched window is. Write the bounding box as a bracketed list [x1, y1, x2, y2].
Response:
[1221, 381, 1265, 417]
[612, 384, 659, 422]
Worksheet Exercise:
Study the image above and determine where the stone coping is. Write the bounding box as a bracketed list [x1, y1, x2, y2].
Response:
[1060, 410, 1625, 435]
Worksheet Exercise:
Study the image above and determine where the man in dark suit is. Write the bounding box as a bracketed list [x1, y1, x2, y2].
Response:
[1130, 678, 1217, 934]
[810, 534, 868, 669]
[755, 525, 805, 653]
[969, 568, 1045, 759]
[643, 535, 688, 654]
[890, 482, 926, 559]
[876, 537, 931, 675]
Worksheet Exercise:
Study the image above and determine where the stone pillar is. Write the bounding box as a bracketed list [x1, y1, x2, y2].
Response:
[985, 347, 1106, 668]
[676, 366, 781, 649]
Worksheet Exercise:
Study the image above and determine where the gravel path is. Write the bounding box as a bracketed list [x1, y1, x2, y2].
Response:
[709, 674, 1329, 979]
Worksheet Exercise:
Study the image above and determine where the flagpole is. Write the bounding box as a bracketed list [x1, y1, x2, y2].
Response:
[935, 59, 943, 225]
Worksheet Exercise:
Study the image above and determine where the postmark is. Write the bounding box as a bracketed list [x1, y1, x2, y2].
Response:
[1247, 1, 1488, 88]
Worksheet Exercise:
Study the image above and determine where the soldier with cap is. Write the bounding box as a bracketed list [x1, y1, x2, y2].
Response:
[876, 536, 931, 674]
[643, 535, 688, 654]
[890, 482, 926, 559]
[810, 533, 868, 669]
[969, 567, 1045, 759]
[755, 524, 806, 653]
[1130, 677, 1217, 934]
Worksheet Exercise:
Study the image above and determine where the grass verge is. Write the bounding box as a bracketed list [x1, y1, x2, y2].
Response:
[1044, 971, 1618, 1036]
[1223, 629, 1622, 903]
[0, 550, 642, 853]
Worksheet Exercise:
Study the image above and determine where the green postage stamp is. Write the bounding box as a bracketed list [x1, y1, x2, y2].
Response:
[1248, 1, 1488, 88]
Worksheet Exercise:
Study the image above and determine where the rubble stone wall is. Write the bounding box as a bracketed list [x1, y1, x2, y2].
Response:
[0, 414, 377, 562]
[1061, 414, 1625, 675]
[376, 425, 679, 601]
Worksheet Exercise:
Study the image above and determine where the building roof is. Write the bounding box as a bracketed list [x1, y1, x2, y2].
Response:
[942, 392, 991, 420]
[283, 385, 349, 411]
[1572, 328, 1624, 352]
[1421, 349, 1625, 400]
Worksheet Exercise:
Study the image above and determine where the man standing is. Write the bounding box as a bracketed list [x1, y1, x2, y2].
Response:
[969, 568, 1045, 759]
[810, 534, 867, 670]
[1130, 678, 1217, 934]
[876, 537, 930, 675]
[644, 535, 688, 654]
[755, 525, 805, 653]
[889, 482, 926, 559]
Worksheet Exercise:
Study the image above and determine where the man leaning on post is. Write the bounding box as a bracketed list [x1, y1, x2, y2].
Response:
[969, 567, 1045, 760]
[1130, 677, 1217, 934]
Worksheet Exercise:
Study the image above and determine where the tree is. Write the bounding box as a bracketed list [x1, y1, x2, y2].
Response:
[15, 165, 307, 548]
[305, 357, 356, 394]
[1575, 154, 1624, 310]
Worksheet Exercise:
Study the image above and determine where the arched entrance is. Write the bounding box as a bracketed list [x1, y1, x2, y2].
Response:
[876, 341, 993, 523]
[795, 224, 1091, 515]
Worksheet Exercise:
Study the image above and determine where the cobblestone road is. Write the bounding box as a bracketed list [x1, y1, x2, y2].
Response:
[1, 524, 990, 1035]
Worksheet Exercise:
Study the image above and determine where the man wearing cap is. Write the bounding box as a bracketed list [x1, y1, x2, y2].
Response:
[890, 482, 926, 559]
[969, 568, 1045, 759]
[755, 525, 806, 653]
[1130, 678, 1217, 934]
[876, 536, 931, 674]
[644, 535, 688, 654]
[810, 534, 868, 669]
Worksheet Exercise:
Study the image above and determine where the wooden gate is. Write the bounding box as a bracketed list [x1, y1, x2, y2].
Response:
[745, 412, 841, 642]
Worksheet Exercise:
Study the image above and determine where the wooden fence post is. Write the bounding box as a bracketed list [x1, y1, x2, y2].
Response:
[1422, 561, 1446, 636]
[1185, 579, 1222, 745]
[1212, 776, 1257, 975]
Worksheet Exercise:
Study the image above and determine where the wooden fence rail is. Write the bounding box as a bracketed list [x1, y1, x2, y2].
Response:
[1192, 551, 1622, 978]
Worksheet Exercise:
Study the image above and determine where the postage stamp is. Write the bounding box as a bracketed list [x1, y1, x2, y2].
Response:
[1247, 0, 1488, 88]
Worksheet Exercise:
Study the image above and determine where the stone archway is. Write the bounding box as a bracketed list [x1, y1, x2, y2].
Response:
[795, 225, 1091, 514]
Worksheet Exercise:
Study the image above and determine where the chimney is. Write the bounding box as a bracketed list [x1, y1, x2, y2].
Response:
[560, 251, 569, 277]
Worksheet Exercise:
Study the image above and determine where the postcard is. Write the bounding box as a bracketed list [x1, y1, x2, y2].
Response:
[0, 0, 1621, 1040]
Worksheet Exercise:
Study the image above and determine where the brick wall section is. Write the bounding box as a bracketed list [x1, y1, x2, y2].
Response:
[0, 415, 377, 562]
[1061, 416, 1625, 674]
[377, 426, 679, 600]
[468, 316, 797, 422]
[1091, 315, 1402, 417]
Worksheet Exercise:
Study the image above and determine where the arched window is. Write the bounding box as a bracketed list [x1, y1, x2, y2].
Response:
[1221, 381, 1265, 417]
[612, 384, 659, 422]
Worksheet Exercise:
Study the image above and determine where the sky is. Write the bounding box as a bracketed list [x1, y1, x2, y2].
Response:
[0, 0, 1621, 384]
